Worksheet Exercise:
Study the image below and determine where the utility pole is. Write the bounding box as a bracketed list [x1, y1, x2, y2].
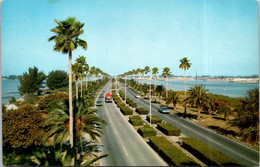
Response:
[125, 76, 126, 103]
[149, 75, 152, 124]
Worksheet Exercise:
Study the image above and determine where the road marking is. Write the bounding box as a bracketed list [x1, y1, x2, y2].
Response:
[125, 87, 259, 165]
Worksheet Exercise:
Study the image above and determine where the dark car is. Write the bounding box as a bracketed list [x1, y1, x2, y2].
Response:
[158, 106, 170, 114]
[96, 100, 103, 106]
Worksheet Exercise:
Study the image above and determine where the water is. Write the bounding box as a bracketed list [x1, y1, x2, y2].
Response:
[2, 79, 21, 104]
[139, 79, 259, 98]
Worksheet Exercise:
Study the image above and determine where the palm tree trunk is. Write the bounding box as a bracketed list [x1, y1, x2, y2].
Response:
[76, 79, 78, 99]
[68, 52, 74, 147]
[184, 70, 187, 116]
[197, 107, 201, 120]
[81, 80, 83, 97]
[166, 77, 168, 100]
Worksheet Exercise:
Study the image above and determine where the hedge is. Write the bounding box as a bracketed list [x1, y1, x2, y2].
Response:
[136, 107, 149, 115]
[120, 106, 133, 115]
[137, 125, 157, 137]
[147, 115, 162, 124]
[129, 115, 143, 126]
[149, 136, 198, 166]
[157, 123, 181, 136]
[126, 99, 138, 108]
[182, 137, 241, 166]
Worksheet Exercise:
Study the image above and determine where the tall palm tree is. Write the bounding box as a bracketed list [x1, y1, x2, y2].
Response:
[166, 91, 181, 110]
[48, 17, 87, 147]
[72, 62, 83, 99]
[152, 67, 159, 101]
[162, 67, 171, 99]
[43, 99, 106, 146]
[140, 69, 145, 84]
[76, 56, 88, 97]
[136, 68, 141, 82]
[88, 66, 96, 82]
[179, 57, 192, 116]
[155, 85, 164, 103]
[144, 66, 150, 83]
[185, 84, 209, 120]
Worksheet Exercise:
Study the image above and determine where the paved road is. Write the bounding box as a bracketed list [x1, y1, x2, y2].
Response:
[96, 82, 167, 166]
[122, 85, 259, 166]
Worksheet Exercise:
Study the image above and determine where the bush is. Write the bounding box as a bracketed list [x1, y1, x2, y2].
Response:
[38, 92, 68, 111]
[181, 137, 241, 166]
[9, 96, 16, 103]
[129, 115, 143, 126]
[149, 136, 198, 166]
[136, 107, 149, 115]
[46, 70, 68, 90]
[137, 125, 157, 137]
[147, 115, 162, 124]
[18, 66, 46, 95]
[126, 99, 137, 108]
[2, 104, 45, 149]
[120, 106, 133, 115]
[157, 123, 181, 136]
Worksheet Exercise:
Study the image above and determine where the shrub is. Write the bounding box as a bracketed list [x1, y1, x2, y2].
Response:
[38, 92, 68, 111]
[136, 107, 149, 115]
[157, 123, 181, 136]
[46, 70, 68, 90]
[120, 106, 133, 115]
[9, 96, 16, 103]
[2, 104, 45, 149]
[18, 66, 46, 95]
[137, 125, 157, 137]
[126, 99, 137, 108]
[182, 137, 241, 166]
[129, 115, 143, 126]
[147, 115, 162, 124]
[149, 136, 198, 166]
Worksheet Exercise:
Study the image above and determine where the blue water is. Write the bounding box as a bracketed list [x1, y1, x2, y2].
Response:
[2, 79, 21, 104]
[140, 79, 259, 98]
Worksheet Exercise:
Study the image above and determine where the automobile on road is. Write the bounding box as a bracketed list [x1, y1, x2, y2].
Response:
[99, 94, 104, 98]
[96, 100, 103, 106]
[158, 106, 170, 114]
[135, 94, 141, 99]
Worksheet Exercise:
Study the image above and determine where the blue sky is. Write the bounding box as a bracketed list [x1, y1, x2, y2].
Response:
[1, 0, 259, 76]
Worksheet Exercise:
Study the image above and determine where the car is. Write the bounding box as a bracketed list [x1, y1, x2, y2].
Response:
[135, 94, 141, 99]
[158, 106, 170, 114]
[96, 100, 103, 106]
[99, 94, 104, 98]
[102, 90, 106, 92]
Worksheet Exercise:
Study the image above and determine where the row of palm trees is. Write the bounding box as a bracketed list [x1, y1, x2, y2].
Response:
[72, 55, 109, 100]
[48, 17, 109, 165]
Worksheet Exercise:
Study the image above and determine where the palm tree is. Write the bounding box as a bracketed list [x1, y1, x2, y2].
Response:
[88, 66, 96, 82]
[179, 57, 192, 116]
[76, 56, 88, 97]
[144, 66, 150, 82]
[152, 67, 159, 101]
[155, 85, 164, 103]
[162, 67, 171, 99]
[166, 91, 181, 110]
[185, 84, 209, 120]
[43, 99, 106, 146]
[218, 105, 232, 120]
[48, 17, 87, 147]
[230, 88, 259, 144]
[72, 62, 83, 99]
[140, 69, 145, 84]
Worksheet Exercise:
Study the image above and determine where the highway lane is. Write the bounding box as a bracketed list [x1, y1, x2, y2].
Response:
[123, 85, 259, 166]
[96, 82, 167, 166]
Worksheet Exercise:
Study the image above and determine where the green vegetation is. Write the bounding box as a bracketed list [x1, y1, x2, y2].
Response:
[3, 104, 45, 149]
[166, 91, 181, 109]
[181, 137, 241, 166]
[137, 125, 157, 138]
[230, 88, 259, 144]
[129, 115, 143, 126]
[136, 107, 149, 115]
[9, 96, 16, 103]
[185, 84, 209, 119]
[149, 136, 198, 166]
[147, 115, 162, 124]
[18, 66, 46, 95]
[38, 92, 69, 112]
[157, 123, 181, 136]
[126, 98, 138, 108]
[46, 70, 68, 90]
[120, 106, 133, 115]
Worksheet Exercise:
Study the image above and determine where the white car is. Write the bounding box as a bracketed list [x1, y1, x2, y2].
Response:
[135, 94, 141, 99]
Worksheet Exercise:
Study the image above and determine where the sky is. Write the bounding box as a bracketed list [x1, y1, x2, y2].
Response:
[1, 0, 259, 77]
